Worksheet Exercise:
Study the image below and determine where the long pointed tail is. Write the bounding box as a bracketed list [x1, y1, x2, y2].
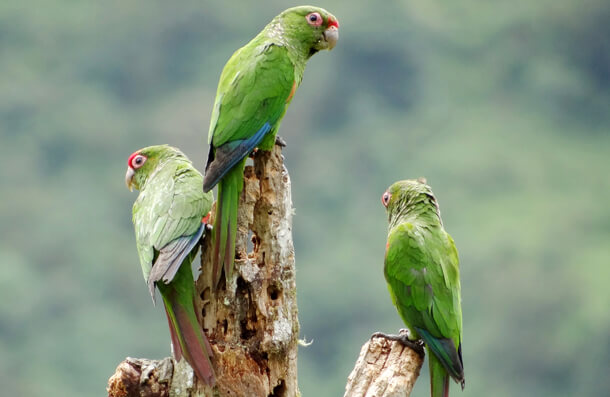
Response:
[212, 159, 244, 288]
[159, 258, 215, 386]
[430, 353, 450, 397]
[415, 327, 464, 387]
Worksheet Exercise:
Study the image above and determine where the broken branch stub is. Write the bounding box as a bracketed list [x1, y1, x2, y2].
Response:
[344, 336, 424, 397]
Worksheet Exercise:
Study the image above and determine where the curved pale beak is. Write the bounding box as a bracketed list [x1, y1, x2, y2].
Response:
[125, 167, 135, 192]
[323, 25, 339, 50]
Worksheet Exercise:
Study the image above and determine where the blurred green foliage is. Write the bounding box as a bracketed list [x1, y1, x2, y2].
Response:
[1, 1, 609, 396]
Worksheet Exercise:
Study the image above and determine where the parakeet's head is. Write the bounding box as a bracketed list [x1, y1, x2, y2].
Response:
[274, 6, 339, 55]
[381, 178, 442, 225]
[125, 145, 187, 192]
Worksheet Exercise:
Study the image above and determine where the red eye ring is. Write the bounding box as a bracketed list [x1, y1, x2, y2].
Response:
[130, 154, 147, 169]
[306, 12, 323, 27]
[381, 192, 391, 207]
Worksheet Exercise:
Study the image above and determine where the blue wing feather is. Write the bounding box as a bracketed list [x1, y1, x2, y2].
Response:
[203, 122, 271, 192]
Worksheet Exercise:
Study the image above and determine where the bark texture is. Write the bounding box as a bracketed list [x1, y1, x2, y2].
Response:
[107, 357, 172, 397]
[343, 336, 424, 397]
[109, 145, 298, 397]
[197, 145, 298, 397]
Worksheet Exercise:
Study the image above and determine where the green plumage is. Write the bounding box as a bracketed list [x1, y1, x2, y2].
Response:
[382, 179, 464, 397]
[203, 6, 339, 287]
[127, 145, 215, 385]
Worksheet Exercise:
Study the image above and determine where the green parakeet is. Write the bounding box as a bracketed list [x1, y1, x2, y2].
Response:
[380, 179, 464, 397]
[203, 6, 339, 287]
[125, 145, 215, 386]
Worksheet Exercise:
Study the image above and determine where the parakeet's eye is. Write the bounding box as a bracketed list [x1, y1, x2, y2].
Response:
[381, 192, 392, 207]
[306, 12, 323, 27]
[131, 154, 147, 169]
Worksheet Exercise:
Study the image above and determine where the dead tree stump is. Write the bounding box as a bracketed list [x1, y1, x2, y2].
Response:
[196, 145, 298, 396]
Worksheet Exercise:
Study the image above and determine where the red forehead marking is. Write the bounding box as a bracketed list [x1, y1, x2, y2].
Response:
[127, 151, 140, 168]
[327, 17, 339, 29]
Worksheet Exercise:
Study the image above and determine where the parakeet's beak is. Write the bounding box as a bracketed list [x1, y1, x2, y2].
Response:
[125, 167, 135, 192]
[323, 25, 339, 50]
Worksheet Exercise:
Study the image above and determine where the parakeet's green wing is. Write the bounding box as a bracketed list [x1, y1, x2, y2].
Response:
[204, 43, 295, 191]
[385, 222, 464, 381]
[133, 162, 210, 292]
[209, 43, 295, 146]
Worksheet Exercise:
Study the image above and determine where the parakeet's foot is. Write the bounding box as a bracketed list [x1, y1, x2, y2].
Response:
[275, 135, 287, 147]
[371, 330, 425, 358]
[248, 148, 259, 158]
[201, 213, 213, 239]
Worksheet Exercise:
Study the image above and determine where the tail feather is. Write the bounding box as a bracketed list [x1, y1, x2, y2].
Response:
[211, 180, 226, 287]
[212, 161, 244, 288]
[164, 307, 183, 361]
[415, 327, 464, 383]
[430, 353, 450, 397]
[158, 258, 215, 386]
[162, 298, 215, 385]
[225, 180, 238, 282]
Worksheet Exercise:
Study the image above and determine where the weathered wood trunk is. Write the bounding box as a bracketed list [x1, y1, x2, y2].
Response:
[196, 145, 298, 397]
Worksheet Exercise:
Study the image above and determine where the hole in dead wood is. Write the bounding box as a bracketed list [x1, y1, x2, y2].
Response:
[258, 251, 265, 268]
[247, 231, 260, 254]
[236, 276, 248, 296]
[267, 284, 281, 301]
[200, 287, 210, 319]
[240, 320, 256, 340]
[221, 319, 228, 335]
[236, 276, 258, 340]
[269, 379, 285, 397]
[200, 287, 210, 301]
[249, 350, 269, 374]
[267, 210, 272, 215]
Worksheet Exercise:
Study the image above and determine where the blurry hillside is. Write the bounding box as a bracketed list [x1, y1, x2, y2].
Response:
[0, 1, 609, 396]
